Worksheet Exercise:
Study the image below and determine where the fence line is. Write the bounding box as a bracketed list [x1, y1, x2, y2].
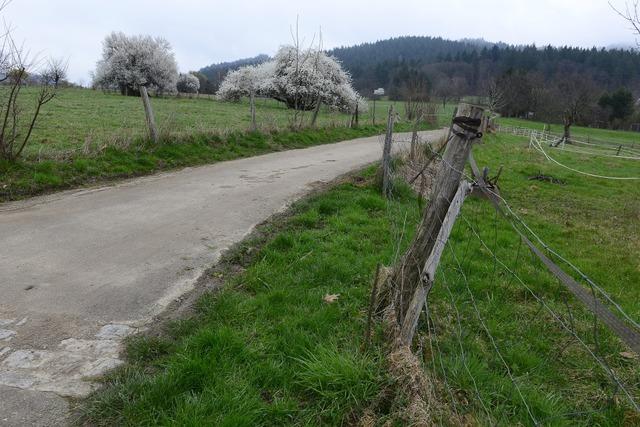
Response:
[429, 158, 640, 413]
[497, 124, 640, 159]
[529, 133, 640, 180]
[378, 104, 639, 421]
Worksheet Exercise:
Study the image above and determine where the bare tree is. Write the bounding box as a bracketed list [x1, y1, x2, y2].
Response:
[0, 4, 61, 161]
[310, 28, 323, 127]
[402, 72, 430, 121]
[483, 78, 505, 113]
[433, 78, 452, 108]
[553, 76, 596, 144]
[610, 1, 640, 43]
[42, 57, 68, 88]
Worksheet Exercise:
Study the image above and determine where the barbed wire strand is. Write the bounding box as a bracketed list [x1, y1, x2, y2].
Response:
[444, 239, 539, 425]
[531, 134, 640, 180]
[440, 269, 495, 423]
[434, 149, 640, 331]
[456, 213, 639, 412]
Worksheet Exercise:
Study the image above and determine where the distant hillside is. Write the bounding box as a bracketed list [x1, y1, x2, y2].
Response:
[327, 36, 640, 97]
[198, 36, 640, 104]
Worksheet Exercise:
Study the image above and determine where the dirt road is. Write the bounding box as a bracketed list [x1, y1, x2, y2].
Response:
[0, 129, 445, 425]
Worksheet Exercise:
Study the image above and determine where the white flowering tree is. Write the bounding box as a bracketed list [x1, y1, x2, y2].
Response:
[217, 45, 366, 128]
[93, 32, 179, 143]
[93, 32, 178, 96]
[217, 63, 275, 130]
[0, 0, 62, 161]
[177, 72, 200, 94]
[217, 62, 274, 101]
[270, 46, 366, 113]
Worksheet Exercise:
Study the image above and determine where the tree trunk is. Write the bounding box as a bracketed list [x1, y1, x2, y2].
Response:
[563, 123, 571, 144]
[140, 86, 159, 144]
[390, 102, 484, 323]
[355, 104, 359, 127]
[410, 117, 420, 161]
[311, 93, 322, 127]
[372, 98, 376, 126]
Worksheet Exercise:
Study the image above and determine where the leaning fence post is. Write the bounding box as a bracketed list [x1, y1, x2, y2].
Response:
[140, 86, 159, 144]
[390, 102, 484, 326]
[382, 106, 395, 198]
[399, 180, 473, 346]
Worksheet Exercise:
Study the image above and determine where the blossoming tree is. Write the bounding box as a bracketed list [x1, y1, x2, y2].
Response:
[217, 45, 367, 128]
[93, 32, 178, 96]
[177, 72, 201, 94]
[93, 32, 179, 143]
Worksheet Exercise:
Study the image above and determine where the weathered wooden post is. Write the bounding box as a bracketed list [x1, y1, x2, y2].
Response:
[389, 102, 484, 332]
[480, 112, 488, 135]
[382, 106, 395, 198]
[250, 91, 257, 132]
[140, 86, 159, 144]
[355, 104, 359, 127]
[372, 97, 376, 125]
[409, 115, 422, 161]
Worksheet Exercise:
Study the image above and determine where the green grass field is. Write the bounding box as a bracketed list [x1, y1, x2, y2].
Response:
[428, 132, 639, 425]
[79, 131, 639, 425]
[25, 88, 352, 156]
[0, 88, 450, 201]
[499, 116, 640, 148]
[13, 88, 448, 158]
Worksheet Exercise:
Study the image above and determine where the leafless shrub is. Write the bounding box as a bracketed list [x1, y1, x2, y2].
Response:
[484, 78, 506, 113]
[42, 57, 68, 88]
[0, 2, 64, 161]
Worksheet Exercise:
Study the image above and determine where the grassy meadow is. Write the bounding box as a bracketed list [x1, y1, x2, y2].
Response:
[0, 88, 446, 201]
[499, 116, 640, 148]
[79, 131, 639, 425]
[13, 87, 448, 158]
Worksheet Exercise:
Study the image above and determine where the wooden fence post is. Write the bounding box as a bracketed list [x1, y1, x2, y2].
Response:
[399, 180, 473, 345]
[140, 86, 159, 144]
[390, 102, 484, 324]
[250, 91, 257, 132]
[372, 98, 376, 126]
[382, 106, 395, 198]
[410, 115, 422, 161]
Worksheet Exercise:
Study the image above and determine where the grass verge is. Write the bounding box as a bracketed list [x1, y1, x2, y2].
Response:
[77, 167, 421, 426]
[77, 132, 639, 425]
[0, 122, 430, 202]
[424, 132, 640, 425]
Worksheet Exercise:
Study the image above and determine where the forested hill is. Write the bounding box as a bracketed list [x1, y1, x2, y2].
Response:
[198, 35, 640, 101]
[327, 36, 640, 96]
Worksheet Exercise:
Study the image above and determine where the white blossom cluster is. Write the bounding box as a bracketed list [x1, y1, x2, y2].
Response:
[177, 73, 201, 94]
[216, 62, 275, 101]
[217, 46, 367, 113]
[93, 32, 178, 94]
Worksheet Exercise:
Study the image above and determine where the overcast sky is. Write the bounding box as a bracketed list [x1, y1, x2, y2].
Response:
[4, 0, 638, 84]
